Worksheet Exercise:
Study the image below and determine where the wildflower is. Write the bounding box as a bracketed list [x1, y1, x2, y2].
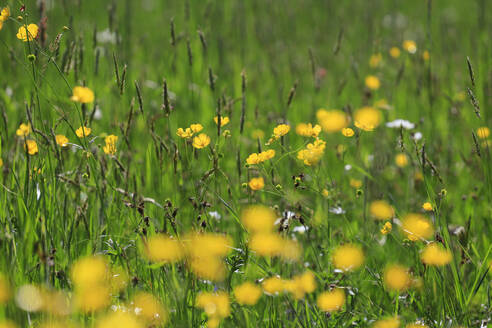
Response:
[96, 310, 143, 328]
[190, 123, 203, 133]
[16, 123, 31, 137]
[422, 50, 430, 61]
[331, 244, 364, 272]
[297, 139, 326, 166]
[0, 6, 10, 22]
[369, 53, 382, 67]
[176, 127, 193, 138]
[75, 126, 91, 138]
[192, 133, 211, 149]
[384, 264, 411, 291]
[103, 134, 118, 155]
[317, 289, 345, 312]
[55, 135, 69, 147]
[370, 200, 394, 220]
[246, 153, 261, 165]
[248, 177, 264, 191]
[389, 47, 401, 58]
[350, 178, 362, 188]
[249, 233, 284, 257]
[234, 282, 262, 305]
[144, 234, 184, 263]
[16, 24, 38, 41]
[422, 202, 433, 211]
[381, 221, 392, 234]
[395, 153, 409, 167]
[246, 150, 275, 165]
[0, 274, 11, 304]
[71, 256, 109, 288]
[262, 276, 285, 295]
[284, 271, 317, 299]
[401, 213, 434, 241]
[373, 317, 400, 328]
[477, 127, 490, 139]
[196, 292, 230, 327]
[214, 116, 230, 127]
[296, 123, 322, 137]
[365, 75, 381, 90]
[421, 243, 452, 266]
[386, 119, 415, 129]
[341, 128, 354, 137]
[70, 86, 94, 104]
[273, 124, 290, 138]
[403, 40, 417, 54]
[15, 284, 43, 312]
[322, 189, 330, 197]
[132, 292, 168, 325]
[24, 139, 38, 155]
[354, 106, 382, 131]
[316, 109, 349, 132]
[241, 205, 276, 233]
[406, 323, 428, 328]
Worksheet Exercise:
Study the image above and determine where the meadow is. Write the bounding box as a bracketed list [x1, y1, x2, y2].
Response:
[0, 0, 491, 327]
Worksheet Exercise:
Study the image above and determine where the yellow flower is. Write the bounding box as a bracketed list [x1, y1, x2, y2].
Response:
[422, 202, 433, 211]
[341, 128, 354, 137]
[373, 317, 400, 328]
[384, 264, 411, 291]
[296, 123, 322, 137]
[350, 178, 362, 188]
[477, 126, 490, 139]
[214, 116, 230, 127]
[16, 24, 39, 41]
[71, 86, 95, 104]
[420, 243, 452, 266]
[284, 271, 317, 299]
[389, 47, 401, 58]
[144, 234, 184, 263]
[395, 153, 408, 167]
[369, 53, 382, 68]
[0, 7, 10, 21]
[381, 221, 392, 235]
[246, 153, 261, 165]
[273, 124, 290, 139]
[406, 323, 428, 328]
[370, 200, 394, 220]
[192, 133, 211, 149]
[16, 123, 31, 137]
[317, 289, 345, 312]
[258, 149, 275, 161]
[401, 213, 434, 241]
[241, 205, 276, 233]
[196, 292, 230, 322]
[133, 292, 168, 325]
[55, 135, 69, 147]
[249, 233, 284, 257]
[248, 177, 264, 191]
[422, 50, 430, 61]
[24, 139, 38, 155]
[75, 126, 91, 138]
[176, 127, 193, 138]
[103, 134, 118, 155]
[297, 139, 326, 166]
[96, 310, 143, 328]
[262, 276, 285, 295]
[354, 106, 382, 131]
[71, 256, 109, 288]
[316, 109, 348, 132]
[331, 244, 364, 271]
[190, 123, 203, 133]
[234, 282, 262, 305]
[365, 75, 381, 90]
[403, 40, 417, 54]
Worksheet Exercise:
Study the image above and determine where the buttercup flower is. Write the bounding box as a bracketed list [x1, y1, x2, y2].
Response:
[317, 289, 345, 312]
[71, 86, 94, 104]
[76, 126, 92, 138]
[16, 24, 38, 41]
[192, 133, 211, 149]
[365, 75, 381, 90]
[55, 135, 69, 147]
[389, 47, 401, 58]
[403, 40, 417, 54]
[248, 177, 264, 191]
[354, 106, 382, 131]
[214, 116, 230, 127]
[24, 140, 38, 155]
[16, 123, 31, 137]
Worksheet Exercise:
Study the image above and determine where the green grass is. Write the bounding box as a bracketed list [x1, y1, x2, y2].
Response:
[0, 0, 491, 327]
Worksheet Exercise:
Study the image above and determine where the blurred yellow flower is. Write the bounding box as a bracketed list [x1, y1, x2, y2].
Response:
[214, 116, 230, 127]
[234, 282, 262, 305]
[103, 134, 118, 155]
[395, 153, 408, 167]
[192, 133, 211, 149]
[0, 274, 11, 304]
[389, 47, 401, 58]
[0, 158, 3, 168]
[75, 126, 91, 138]
[248, 176, 264, 191]
[242, 205, 276, 233]
[0, 6, 10, 22]
[71, 86, 94, 104]
[370, 200, 394, 220]
[354, 106, 382, 131]
[331, 244, 364, 271]
[133, 292, 168, 325]
[24, 139, 38, 155]
[96, 310, 143, 328]
[422, 50, 430, 61]
[405, 323, 428, 328]
[16, 24, 38, 41]
[422, 202, 433, 211]
[296, 123, 322, 137]
[317, 289, 345, 312]
[317, 109, 349, 133]
[350, 178, 362, 188]
[401, 214, 434, 241]
[262, 276, 285, 295]
[381, 221, 392, 235]
[16, 123, 31, 137]
[477, 127, 490, 139]
[297, 139, 326, 166]
[369, 53, 382, 68]
[384, 264, 411, 291]
[373, 317, 400, 328]
[71, 256, 109, 288]
[273, 124, 290, 139]
[421, 243, 452, 266]
[403, 40, 417, 54]
[55, 135, 69, 147]
[365, 75, 381, 90]
[144, 234, 184, 263]
[341, 128, 354, 137]
[196, 292, 230, 327]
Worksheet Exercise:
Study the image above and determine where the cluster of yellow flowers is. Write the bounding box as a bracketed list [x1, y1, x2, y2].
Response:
[296, 123, 321, 137]
[75, 126, 92, 138]
[103, 134, 118, 155]
[267, 123, 290, 144]
[354, 106, 382, 131]
[246, 149, 275, 165]
[196, 292, 230, 328]
[176, 123, 203, 138]
[0, 5, 9, 30]
[316, 109, 349, 132]
[297, 139, 326, 166]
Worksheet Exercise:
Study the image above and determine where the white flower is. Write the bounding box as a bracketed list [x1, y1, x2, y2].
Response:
[412, 132, 423, 141]
[386, 119, 415, 130]
[292, 225, 308, 233]
[329, 207, 345, 215]
[208, 211, 221, 220]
